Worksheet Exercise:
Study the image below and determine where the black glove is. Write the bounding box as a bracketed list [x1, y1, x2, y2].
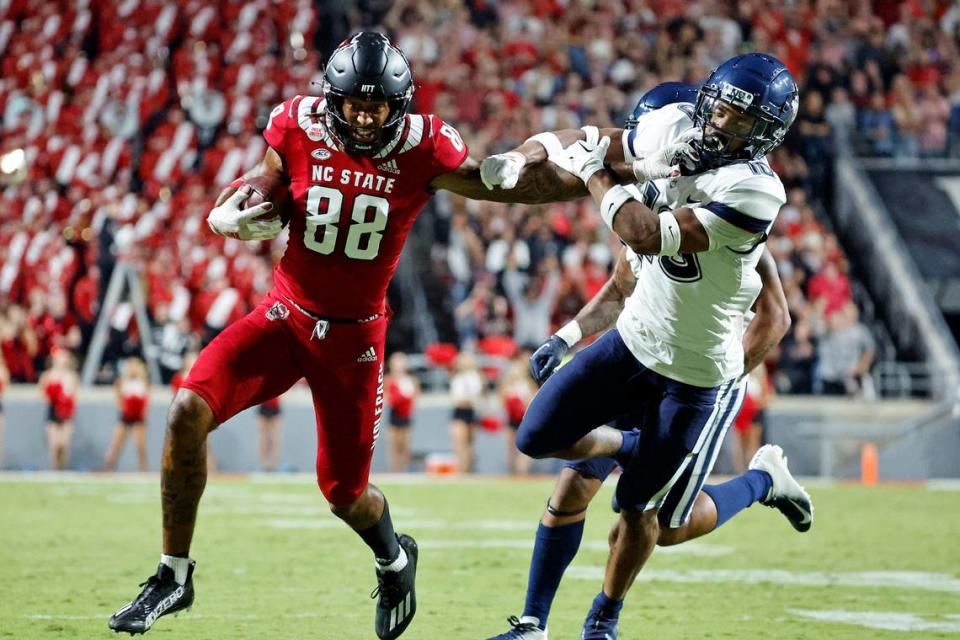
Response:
[529, 335, 571, 386]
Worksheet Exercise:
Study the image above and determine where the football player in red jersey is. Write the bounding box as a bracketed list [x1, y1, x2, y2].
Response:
[108, 32, 570, 638]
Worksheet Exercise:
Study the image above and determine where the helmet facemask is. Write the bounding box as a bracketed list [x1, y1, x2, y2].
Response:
[693, 83, 789, 165]
[323, 82, 413, 155]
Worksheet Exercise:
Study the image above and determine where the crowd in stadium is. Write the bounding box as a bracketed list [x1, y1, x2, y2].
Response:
[2, 0, 952, 397]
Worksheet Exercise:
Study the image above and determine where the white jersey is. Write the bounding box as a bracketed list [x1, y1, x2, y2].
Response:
[615, 103, 786, 387]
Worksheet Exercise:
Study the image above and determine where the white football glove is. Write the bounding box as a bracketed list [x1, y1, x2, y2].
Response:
[632, 128, 701, 183]
[206, 188, 281, 241]
[551, 136, 611, 184]
[480, 151, 526, 190]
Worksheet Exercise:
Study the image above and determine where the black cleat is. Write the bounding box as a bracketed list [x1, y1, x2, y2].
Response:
[371, 534, 418, 640]
[108, 561, 195, 635]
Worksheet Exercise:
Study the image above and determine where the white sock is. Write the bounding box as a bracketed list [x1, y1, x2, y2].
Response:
[376, 546, 408, 572]
[160, 554, 192, 585]
[519, 615, 541, 628]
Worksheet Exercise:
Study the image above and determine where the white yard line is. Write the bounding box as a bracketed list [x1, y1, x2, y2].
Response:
[790, 609, 960, 633]
[566, 567, 960, 593]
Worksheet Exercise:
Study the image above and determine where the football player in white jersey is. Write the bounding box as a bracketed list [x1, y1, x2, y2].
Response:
[480, 54, 813, 640]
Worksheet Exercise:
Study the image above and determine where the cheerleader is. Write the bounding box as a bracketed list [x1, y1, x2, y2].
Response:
[39, 349, 79, 470]
[103, 358, 151, 471]
[449, 352, 484, 473]
[499, 353, 537, 475]
[385, 352, 419, 473]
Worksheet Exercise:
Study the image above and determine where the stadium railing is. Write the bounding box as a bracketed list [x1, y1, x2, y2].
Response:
[833, 145, 960, 401]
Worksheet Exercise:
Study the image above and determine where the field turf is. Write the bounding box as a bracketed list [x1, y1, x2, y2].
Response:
[0, 474, 958, 639]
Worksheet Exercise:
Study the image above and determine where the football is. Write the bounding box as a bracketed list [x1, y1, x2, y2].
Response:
[241, 175, 291, 224]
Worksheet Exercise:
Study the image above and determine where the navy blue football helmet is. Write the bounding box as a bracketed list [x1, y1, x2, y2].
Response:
[693, 53, 799, 164]
[625, 82, 700, 129]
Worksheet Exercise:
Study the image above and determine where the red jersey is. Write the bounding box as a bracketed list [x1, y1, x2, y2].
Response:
[263, 96, 468, 317]
[44, 376, 77, 421]
[120, 378, 149, 422]
[504, 394, 528, 425]
[386, 376, 416, 419]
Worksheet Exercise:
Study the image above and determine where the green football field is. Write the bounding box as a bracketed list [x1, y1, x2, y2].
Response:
[1, 474, 958, 640]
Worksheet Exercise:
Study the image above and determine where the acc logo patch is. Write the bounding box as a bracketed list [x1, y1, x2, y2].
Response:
[311, 148, 332, 161]
[265, 302, 289, 321]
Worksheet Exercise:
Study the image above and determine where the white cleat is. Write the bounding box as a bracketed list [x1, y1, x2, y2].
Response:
[487, 616, 548, 640]
[749, 444, 814, 532]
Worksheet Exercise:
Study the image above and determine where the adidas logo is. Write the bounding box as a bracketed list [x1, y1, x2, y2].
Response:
[377, 158, 400, 174]
[357, 346, 378, 363]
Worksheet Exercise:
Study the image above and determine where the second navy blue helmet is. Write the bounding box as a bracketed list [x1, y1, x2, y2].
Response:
[625, 82, 700, 129]
[693, 53, 799, 163]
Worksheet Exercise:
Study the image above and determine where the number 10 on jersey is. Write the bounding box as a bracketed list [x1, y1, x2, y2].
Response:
[304, 185, 389, 260]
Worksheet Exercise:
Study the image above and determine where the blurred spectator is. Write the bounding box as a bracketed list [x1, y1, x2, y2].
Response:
[817, 302, 876, 397]
[807, 260, 852, 319]
[150, 303, 197, 384]
[825, 87, 856, 144]
[915, 82, 950, 156]
[503, 255, 561, 350]
[859, 92, 897, 156]
[796, 89, 832, 195]
[185, 79, 227, 148]
[0, 305, 38, 382]
[777, 316, 817, 394]
[890, 74, 921, 157]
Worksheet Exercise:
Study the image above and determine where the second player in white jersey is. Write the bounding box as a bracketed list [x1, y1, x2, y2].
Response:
[617, 103, 787, 386]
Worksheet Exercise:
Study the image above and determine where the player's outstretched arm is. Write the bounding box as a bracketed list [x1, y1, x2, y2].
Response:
[433, 127, 632, 204]
[742, 248, 791, 375]
[431, 155, 586, 204]
[529, 248, 636, 384]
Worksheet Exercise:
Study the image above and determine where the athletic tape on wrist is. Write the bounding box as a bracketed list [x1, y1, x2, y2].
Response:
[555, 320, 582, 347]
[600, 185, 635, 232]
[526, 132, 564, 158]
[580, 125, 600, 146]
[658, 211, 682, 256]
